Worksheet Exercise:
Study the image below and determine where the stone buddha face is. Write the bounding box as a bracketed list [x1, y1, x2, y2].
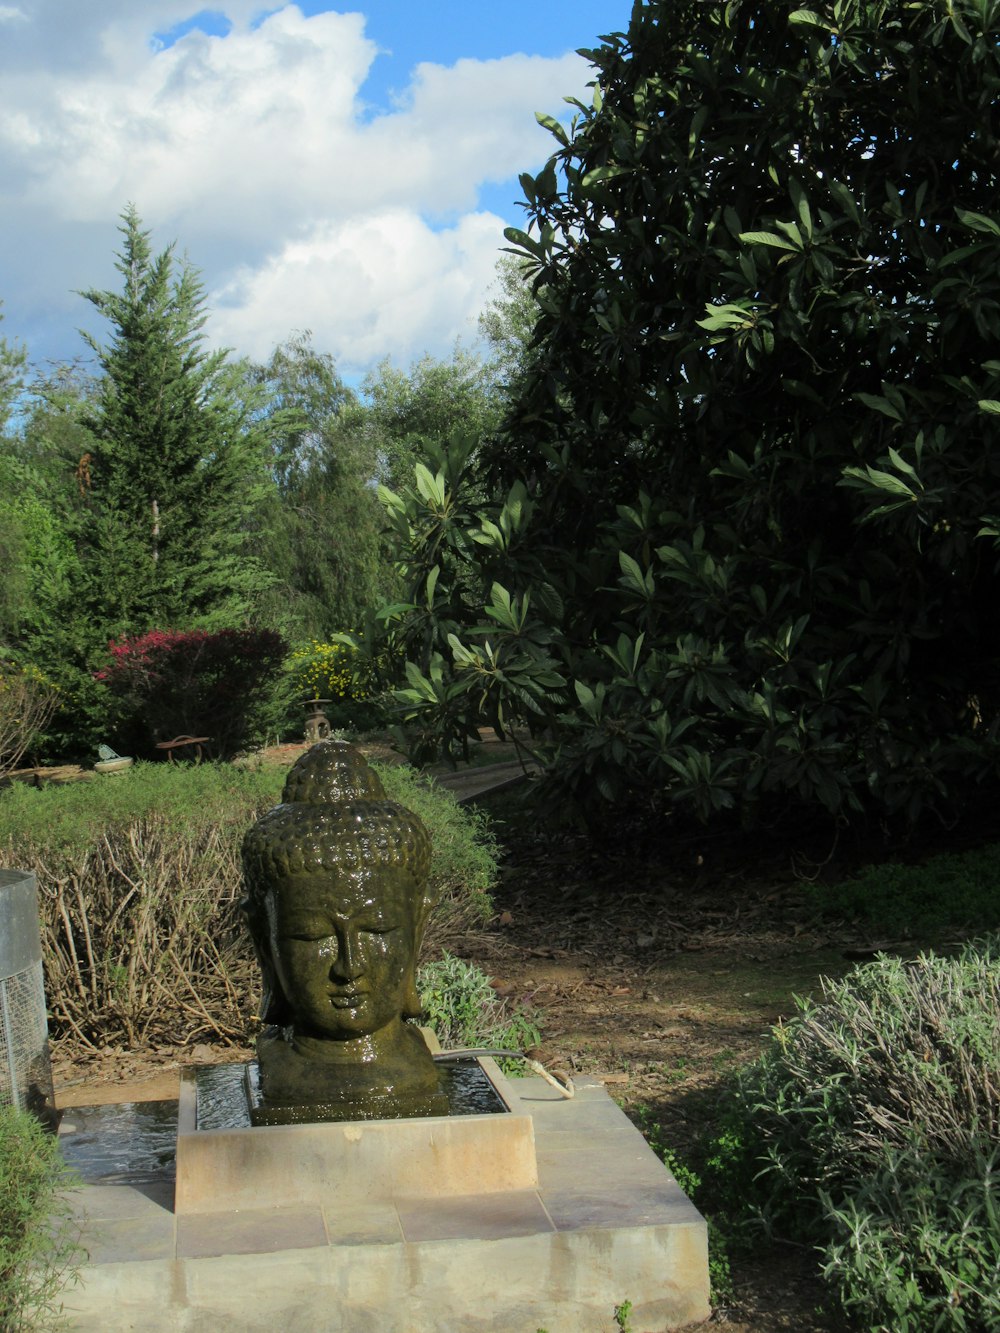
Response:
[266, 864, 419, 1043]
[242, 742, 444, 1120]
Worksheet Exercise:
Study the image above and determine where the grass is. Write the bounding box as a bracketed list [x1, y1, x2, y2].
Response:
[0, 1108, 83, 1330]
[810, 842, 1000, 936]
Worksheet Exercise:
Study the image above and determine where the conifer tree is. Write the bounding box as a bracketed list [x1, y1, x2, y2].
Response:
[80, 205, 270, 633]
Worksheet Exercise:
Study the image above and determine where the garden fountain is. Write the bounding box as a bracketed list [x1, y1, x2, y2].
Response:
[60, 741, 711, 1330]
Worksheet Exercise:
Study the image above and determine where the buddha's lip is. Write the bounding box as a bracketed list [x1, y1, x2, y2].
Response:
[328, 988, 369, 1003]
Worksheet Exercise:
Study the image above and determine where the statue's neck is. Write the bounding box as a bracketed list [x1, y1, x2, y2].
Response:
[289, 1019, 409, 1066]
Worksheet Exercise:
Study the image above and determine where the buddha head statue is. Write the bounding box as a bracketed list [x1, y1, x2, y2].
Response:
[241, 741, 438, 1048]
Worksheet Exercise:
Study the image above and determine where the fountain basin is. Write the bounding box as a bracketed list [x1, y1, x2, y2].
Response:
[61, 1075, 711, 1331]
[174, 1056, 538, 1215]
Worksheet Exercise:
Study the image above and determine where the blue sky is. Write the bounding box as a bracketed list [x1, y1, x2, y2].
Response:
[0, 2, 633, 378]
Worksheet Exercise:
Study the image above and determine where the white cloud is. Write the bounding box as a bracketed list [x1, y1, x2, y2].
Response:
[0, 4, 589, 372]
[211, 209, 508, 370]
[0, 7, 27, 22]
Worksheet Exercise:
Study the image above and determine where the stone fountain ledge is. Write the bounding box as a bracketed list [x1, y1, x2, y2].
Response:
[59, 1076, 709, 1333]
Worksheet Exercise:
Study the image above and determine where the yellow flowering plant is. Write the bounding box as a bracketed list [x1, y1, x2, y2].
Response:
[286, 636, 377, 704]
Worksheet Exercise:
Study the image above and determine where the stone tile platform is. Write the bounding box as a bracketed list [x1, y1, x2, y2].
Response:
[60, 1077, 710, 1332]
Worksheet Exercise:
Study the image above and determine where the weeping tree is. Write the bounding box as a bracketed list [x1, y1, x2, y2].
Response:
[383, 0, 1000, 829]
[248, 332, 389, 639]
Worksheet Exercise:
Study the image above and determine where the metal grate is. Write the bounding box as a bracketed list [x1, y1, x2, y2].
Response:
[0, 869, 57, 1126]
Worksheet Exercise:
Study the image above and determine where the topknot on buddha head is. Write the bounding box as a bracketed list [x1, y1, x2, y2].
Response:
[242, 739, 432, 896]
[280, 738, 387, 806]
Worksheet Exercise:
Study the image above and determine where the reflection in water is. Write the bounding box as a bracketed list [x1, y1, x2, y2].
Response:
[200, 1059, 506, 1130]
[58, 1099, 178, 1184]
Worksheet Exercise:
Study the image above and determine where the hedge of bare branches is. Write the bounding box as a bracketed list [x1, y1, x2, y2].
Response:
[17, 815, 261, 1049]
[0, 761, 497, 1052]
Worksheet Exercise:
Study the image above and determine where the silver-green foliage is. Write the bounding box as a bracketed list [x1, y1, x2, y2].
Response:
[417, 952, 540, 1058]
[712, 940, 1000, 1327]
[0, 1109, 82, 1330]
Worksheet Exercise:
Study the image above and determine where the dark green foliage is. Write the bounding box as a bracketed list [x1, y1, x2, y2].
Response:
[80, 205, 272, 634]
[0, 1108, 82, 1330]
[813, 843, 1000, 935]
[387, 0, 1000, 829]
[0, 432, 107, 761]
[380, 767, 498, 954]
[0, 305, 26, 432]
[2, 211, 278, 759]
[376, 432, 578, 769]
[701, 940, 1000, 1327]
[630, 1105, 734, 1305]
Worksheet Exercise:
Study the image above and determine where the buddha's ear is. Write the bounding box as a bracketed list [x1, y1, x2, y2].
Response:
[402, 964, 422, 1019]
[244, 890, 291, 1026]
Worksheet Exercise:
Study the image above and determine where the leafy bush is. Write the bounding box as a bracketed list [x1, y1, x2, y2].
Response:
[382, 0, 1000, 831]
[97, 627, 287, 760]
[266, 636, 388, 739]
[0, 757, 497, 1050]
[0, 662, 57, 777]
[701, 940, 1000, 1327]
[823, 1144, 1000, 1332]
[812, 844, 1000, 936]
[417, 952, 540, 1057]
[286, 637, 377, 705]
[0, 1108, 82, 1330]
[378, 768, 497, 956]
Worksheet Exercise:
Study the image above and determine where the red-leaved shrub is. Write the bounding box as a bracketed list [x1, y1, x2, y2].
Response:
[98, 628, 287, 760]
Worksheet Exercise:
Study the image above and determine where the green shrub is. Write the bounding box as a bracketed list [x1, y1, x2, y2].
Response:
[0, 1108, 82, 1330]
[701, 939, 1000, 1328]
[812, 845, 1000, 936]
[417, 952, 539, 1059]
[262, 637, 390, 741]
[97, 627, 287, 760]
[0, 758, 497, 1051]
[384, 0, 1000, 833]
[823, 1144, 1000, 1332]
[378, 768, 497, 955]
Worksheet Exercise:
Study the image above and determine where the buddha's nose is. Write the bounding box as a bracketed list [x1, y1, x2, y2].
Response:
[330, 928, 364, 981]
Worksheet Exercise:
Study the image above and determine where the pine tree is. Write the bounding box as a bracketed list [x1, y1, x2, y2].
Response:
[80, 205, 271, 633]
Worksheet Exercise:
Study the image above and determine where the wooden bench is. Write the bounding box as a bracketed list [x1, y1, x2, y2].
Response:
[155, 735, 211, 763]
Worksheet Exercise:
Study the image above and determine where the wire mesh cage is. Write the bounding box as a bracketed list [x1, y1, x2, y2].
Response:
[0, 869, 58, 1127]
